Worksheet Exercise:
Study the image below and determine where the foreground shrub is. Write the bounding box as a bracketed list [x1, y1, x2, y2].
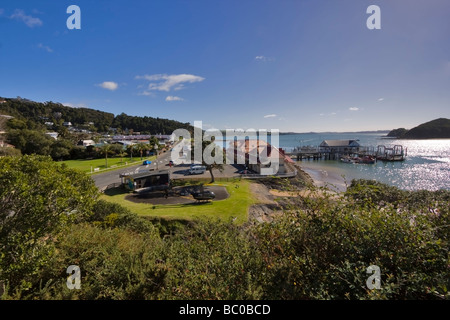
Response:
[254, 183, 449, 299]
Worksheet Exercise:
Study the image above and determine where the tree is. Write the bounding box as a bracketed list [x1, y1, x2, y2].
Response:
[126, 144, 136, 160]
[148, 136, 160, 153]
[50, 139, 74, 160]
[196, 138, 226, 183]
[100, 144, 113, 168]
[0, 147, 21, 157]
[135, 143, 149, 160]
[0, 155, 98, 292]
[7, 129, 54, 156]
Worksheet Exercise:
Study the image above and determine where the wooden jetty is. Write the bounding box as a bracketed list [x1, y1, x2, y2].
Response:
[375, 145, 407, 162]
[286, 140, 407, 162]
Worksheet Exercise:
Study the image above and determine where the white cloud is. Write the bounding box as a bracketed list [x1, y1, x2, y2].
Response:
[10, 9, 43, 28]
[138, 90, 154, 96]
[263, 114, 277, 118]
[320, 112, 337, 116]
[98, 81, 119, 91]
[165, 96, 184, 101]
[378, 98, 384, 101]
[135, 73, 205, 92]
[255, 55, 274, 62]
[349, 107, 359, 111]
[37, 43, 53, 53]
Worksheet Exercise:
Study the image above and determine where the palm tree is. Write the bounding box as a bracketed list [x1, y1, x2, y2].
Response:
[100, 144, 113, 168]
[118, 151, 127, 164]
[135, 143, 149, 160]
[126, 144, 135, 160]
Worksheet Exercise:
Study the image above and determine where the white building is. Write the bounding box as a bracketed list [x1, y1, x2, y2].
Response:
[46, 132, 59, 140]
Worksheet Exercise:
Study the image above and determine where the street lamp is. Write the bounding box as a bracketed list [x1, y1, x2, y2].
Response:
[154, 144, 159, 170]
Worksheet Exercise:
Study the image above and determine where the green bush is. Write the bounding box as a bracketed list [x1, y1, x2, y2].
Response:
[34, 223, 165, 300]
[1, 168, 448, 300]
[253, 183, 449, 299]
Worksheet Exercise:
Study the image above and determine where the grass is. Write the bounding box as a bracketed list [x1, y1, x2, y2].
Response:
[61, 156, 156, 174]
[100, 180, 256, 224]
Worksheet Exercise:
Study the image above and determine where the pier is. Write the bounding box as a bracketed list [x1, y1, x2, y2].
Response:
[285, 140, 407, 162]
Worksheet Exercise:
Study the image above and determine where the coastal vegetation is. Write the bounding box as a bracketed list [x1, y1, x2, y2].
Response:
[388, 118, 450, 139]
[0, 96, 193, 161]
[1, 155, 448, 300]
[0, 96, 193, 135]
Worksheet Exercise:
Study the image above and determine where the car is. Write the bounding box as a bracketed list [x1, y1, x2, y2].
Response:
[142, 160, 152, 165]
[188, 165, 206, 175]
[192, 190, 215, 201]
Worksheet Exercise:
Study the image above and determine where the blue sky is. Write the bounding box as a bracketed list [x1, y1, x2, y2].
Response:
[0, 0, 449, 132]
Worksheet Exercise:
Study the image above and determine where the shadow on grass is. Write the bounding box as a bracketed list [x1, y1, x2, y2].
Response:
[104, 187, 130, 197]
[149, 201, 214, 210]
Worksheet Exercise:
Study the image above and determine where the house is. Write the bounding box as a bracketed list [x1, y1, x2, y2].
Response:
[231, 139, 288, 175]
[46, 132, 59, 140]
[63, 121, 72, 127]
[77, 139, 96, 147]
[0, 141, 14, 148]
[318, 140, 360, 154]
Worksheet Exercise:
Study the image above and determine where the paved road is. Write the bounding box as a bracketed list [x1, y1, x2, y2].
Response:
[91, 150, 244, 190]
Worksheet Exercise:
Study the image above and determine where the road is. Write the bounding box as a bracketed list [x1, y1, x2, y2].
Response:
[91, 149, 243, 190]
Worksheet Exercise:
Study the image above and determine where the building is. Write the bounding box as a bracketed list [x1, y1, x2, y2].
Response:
[77, 139, 96, 147]
[120, 170, 171, 192]
[231, 139, 288, 175]
[46, 132, 59, 140]
[318, 140, 360, 154]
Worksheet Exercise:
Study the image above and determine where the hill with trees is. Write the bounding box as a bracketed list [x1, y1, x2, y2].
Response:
[387, 118, 450, 139]
[0, 96, 192, 134]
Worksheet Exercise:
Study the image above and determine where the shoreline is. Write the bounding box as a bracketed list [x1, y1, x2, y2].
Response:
[295, 162, 348, 193]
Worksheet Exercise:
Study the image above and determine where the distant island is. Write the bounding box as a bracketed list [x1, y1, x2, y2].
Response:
[387, 118, 450, 139]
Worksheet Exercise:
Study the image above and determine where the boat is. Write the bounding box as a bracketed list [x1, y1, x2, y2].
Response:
[340, 156, 356, 164]
[359, 156, 376, 164]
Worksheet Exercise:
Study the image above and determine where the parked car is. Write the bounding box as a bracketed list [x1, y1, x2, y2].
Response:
[143, 160, 152, 165]
[192, 190, 215, 201]
[188, 165, 206, 175]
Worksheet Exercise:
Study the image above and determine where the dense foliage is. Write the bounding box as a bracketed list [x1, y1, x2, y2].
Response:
[0, 97, 193, 134]
[112, 113, 192, 135]
[0, 156, 448, 300]
[0, 155, 98, 293]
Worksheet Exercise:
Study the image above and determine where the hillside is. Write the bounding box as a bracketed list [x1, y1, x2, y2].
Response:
[0, 96, 192, 134]
[387, 118, 450, 139]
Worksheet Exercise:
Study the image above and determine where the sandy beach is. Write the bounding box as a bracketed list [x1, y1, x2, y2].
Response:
[296, 161, 349, 193]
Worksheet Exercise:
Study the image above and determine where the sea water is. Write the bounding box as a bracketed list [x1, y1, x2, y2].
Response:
[279, 133, 450, 192]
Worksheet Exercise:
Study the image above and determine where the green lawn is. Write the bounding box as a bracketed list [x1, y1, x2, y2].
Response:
[61, 156, 156, 174]
[100, 180, 256, 224]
